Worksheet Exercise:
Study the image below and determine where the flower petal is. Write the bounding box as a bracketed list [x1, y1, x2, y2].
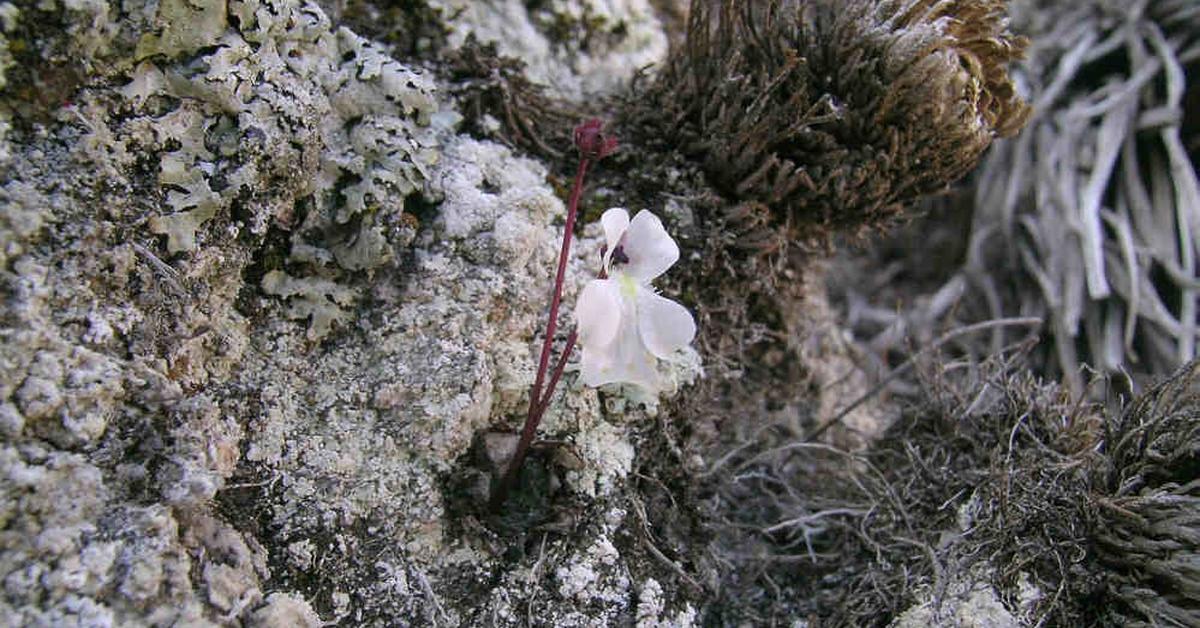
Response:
[582, 316, 659, 390]
[580, 284, 660, 390]
[622, 210, 679, 281]
[580, 339, 614, 387]
[636, 287, 696, 359]
[576, 279, 622, 349]
[600, 208, 630, 270]
[612, 318, 661, 389]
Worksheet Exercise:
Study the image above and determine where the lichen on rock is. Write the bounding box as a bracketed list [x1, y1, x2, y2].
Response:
[207, 131, 694, 623]
[260, 270, 356, 342]
[114, 0, 442, 336]
[433, 0, 669, 102]
[0, 0, 467, 622]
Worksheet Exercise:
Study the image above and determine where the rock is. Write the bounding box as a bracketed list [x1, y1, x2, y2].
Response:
[249, 593, 323, 628]
[892, 582, 1021, 628]
[433, 0, 669, 101]
[0, 0, 698, 623]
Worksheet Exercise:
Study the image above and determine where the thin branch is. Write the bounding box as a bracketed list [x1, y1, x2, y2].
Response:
[805, 317, 1043, 442]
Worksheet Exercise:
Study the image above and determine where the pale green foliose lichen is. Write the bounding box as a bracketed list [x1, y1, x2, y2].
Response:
[122, 0, 440, 336]
[260, 270, 355, 341]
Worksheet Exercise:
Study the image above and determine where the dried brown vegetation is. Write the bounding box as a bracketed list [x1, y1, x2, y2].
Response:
[700, 350, 1099, 624]
[443, 36, 581, 160]
[692, 345, 1200, 625]
[621, 1, 1036, 445]
[629, 0, 1031, 247]
[330, 0, 450, 58]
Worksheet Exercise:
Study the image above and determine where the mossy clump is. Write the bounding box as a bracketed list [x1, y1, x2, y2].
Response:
[699, 351, 1200, 624]
[1097, 360, 1200, 626]
[633, 0, 1031, 244]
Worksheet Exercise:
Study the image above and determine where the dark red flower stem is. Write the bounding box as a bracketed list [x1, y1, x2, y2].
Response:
[490, 118, 616, 512]
[489, 158, 590, 511]
[533, 268, 606, 416]
[537, 329, 578, 413]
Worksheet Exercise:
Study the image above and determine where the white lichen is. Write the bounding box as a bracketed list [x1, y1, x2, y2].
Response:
[433, 0, 669, 101]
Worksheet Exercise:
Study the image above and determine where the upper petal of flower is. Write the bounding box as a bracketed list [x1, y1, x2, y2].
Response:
[621, 210, 679, 282]
[636, 286, 696, 359]
[576, 278, 622, 349]
[600, 207, 630, 270]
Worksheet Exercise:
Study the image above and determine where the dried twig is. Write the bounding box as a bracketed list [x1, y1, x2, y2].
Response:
[805, 317, 1042, 442]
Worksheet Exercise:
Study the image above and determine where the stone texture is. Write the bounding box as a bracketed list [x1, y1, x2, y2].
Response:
[0, 0, 695, 624]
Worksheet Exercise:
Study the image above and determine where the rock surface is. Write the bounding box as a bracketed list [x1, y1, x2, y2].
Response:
[3, 0, 1127, 625]
[0, 0, 696, 625]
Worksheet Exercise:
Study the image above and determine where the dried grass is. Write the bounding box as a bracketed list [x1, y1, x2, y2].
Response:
[700, 335, 1200, 625]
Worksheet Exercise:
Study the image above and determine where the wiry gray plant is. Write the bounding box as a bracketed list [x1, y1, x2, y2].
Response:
[966, 0, 1200, 388]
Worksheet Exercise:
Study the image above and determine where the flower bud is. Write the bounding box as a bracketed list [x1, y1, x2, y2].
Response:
[573, 118, 619, 160]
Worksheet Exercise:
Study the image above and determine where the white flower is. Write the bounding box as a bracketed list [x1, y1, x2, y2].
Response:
[575, 208, 696, 390]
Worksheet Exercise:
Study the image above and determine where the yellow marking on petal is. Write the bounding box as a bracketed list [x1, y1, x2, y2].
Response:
[617, 273, 640, 300]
